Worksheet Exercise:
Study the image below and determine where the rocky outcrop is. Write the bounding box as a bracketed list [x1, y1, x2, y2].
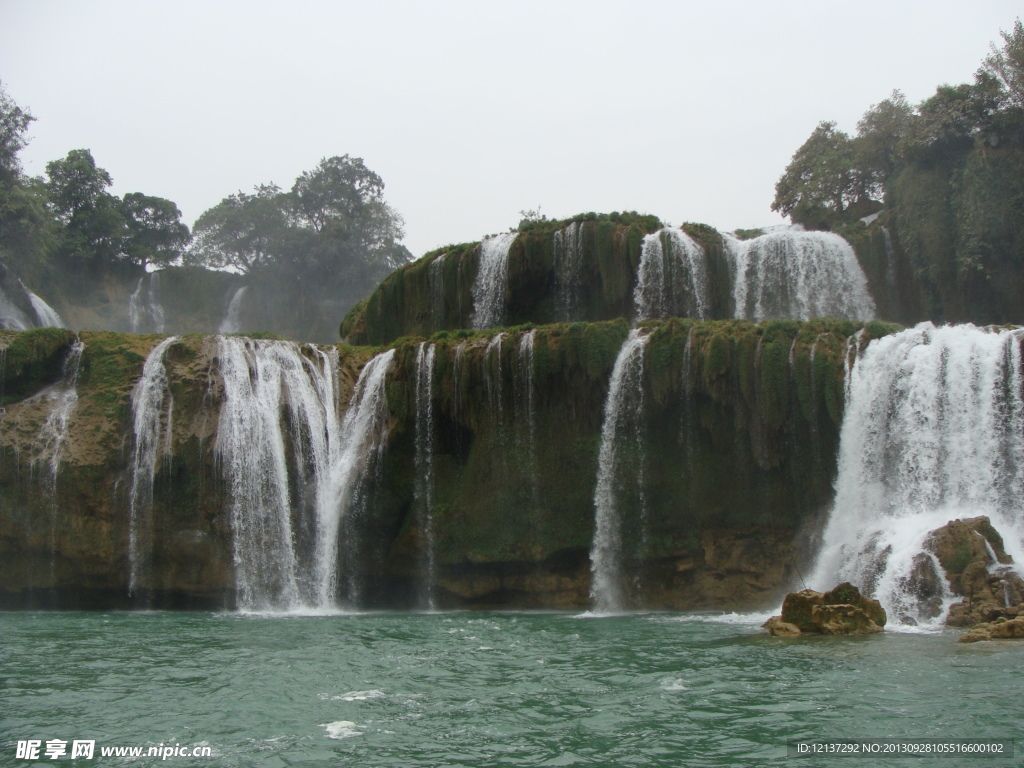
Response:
[957, 617, 1024, 643]
[920, 517, 1024, 627]
[763, 583, 886, 636]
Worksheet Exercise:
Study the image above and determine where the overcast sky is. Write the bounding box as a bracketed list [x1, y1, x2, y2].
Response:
[1, 1, 1020, 258]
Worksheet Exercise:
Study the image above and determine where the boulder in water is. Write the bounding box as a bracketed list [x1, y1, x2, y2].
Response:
[763, 582, 885, 636]
[957, 616, 1024, 644]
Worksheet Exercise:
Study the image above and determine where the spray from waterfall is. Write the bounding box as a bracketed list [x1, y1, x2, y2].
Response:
[128, 337, 178, 597]
[472, 232, 517, 329]
[590, 329, 650, 613]
[27, 292, 65, 328]
[635, 228, 709, 321]
[809, 323, 1024, 629]
[726, 229, 875, 322]
[413, 342, 438, 609]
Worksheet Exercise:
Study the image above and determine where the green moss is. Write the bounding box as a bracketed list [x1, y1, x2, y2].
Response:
[0, 328, 78, 403]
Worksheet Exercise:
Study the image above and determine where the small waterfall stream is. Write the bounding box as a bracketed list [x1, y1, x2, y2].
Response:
[472, 232, 518, 329]
[554, 222, 585, 321]
[128, 337, 178, 597]
[413, 342, 438, 609]
[129, 273, 166, 334]
[809, 323, 1024, 628]
[590, 329, 650, 613]
[218, 287, 248, 334]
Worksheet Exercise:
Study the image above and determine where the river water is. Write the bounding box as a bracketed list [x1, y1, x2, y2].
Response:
[2, 611, 1020, 767]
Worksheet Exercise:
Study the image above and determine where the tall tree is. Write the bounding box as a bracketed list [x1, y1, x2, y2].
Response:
[771, 122, 863, 229]
[119, 192, 191, 268]
[189, 184, 289, 273]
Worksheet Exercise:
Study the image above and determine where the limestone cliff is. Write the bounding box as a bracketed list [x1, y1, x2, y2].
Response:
[0, 319, 896, 610]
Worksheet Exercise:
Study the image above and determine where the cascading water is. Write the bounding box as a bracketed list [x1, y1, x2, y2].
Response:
[31, 340, 83, 580]
[471, 232, 518, 329]
[413, 342, 438, 609]
[810, 323, 1024, 629]
[727, 229, 875, 322]
[429, 253, 447, 328]
[590, 329, 650, 614]
[218, 287, 248, 334]
[27, 292, 65, 328]
[128, 337, 178, 597]
[216, 337, 344, 611]
[553, 222, 584, 321]
[635, 228, 709, 321]
[515, 330, 539, 507]
[315, 348, 395, 608]
[129, 273, 166, 334]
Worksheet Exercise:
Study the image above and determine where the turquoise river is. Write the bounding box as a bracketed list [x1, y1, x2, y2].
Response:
[1, 611, 1021, 767]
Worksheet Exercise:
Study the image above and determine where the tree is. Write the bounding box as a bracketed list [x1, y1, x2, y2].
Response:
[854, 90, 914, 201]
[188, 184, 290, 273]
[0, 82, 34, 187]
[771, 121, 864, 228]
[120, 192, 191, 268]
[982, 18, 1024, 110]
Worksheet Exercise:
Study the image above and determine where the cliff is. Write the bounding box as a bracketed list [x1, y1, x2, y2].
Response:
[0, 318, 897, 610]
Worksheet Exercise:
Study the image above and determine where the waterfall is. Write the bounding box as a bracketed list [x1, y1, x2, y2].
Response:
[129, 274, 166, 334]
[429, 253, 447, 328]
[727, 229, 875, 322]
[27, 292, 65, 328]
[32, 339, 83, 580]
[471, 232, 518, 329]
[0, 283, 34, 330]
[635, 228, 709, 321]
[590, 329, 650, 613]
[554, 222, 584, 321]
[810, 323, 1024, 628]
[218, 287, 248, 334]
[33, 340, 84, 484]
[413, 342, 438, 609]
[515, 330, 539, 507]
[485, 333, 505, 429]
[314, 348, 394, 608]
[216, 337, 345, 610]
[128, 337, 178, 597]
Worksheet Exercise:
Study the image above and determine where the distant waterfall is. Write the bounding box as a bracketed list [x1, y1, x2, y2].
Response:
[0, 280, 63, 330]
[129, 273, 166, 334]
[429, 253, 447, 328]
[554, 222, 585, 321]
[128, 337, 178, 597]
[727, 230, 875, 322]
[218, 287, 248, 334]
[635, 228, 709, 321]
[27, 292, 65, 328]
[413, 342, 438, 609]
[810, 324, 1024, 628]
[472, 232, 518, 329]
[590, 329, 650, 613]
[515, 330, 539, 507]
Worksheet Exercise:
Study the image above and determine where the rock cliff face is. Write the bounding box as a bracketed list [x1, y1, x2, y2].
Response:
[0, 318, 892, 611]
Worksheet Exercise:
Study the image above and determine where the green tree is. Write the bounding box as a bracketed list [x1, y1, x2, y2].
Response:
[189, 184, 289, 273]
[0, 81, 34, 186]
[854, 90, 914, 201]
[982, 18, 1024, 110]
[119, 192, 190, 268]
[771, 121, 864, 228]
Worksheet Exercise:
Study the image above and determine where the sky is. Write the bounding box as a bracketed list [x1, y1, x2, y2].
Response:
[1, 0, 1021, 259]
